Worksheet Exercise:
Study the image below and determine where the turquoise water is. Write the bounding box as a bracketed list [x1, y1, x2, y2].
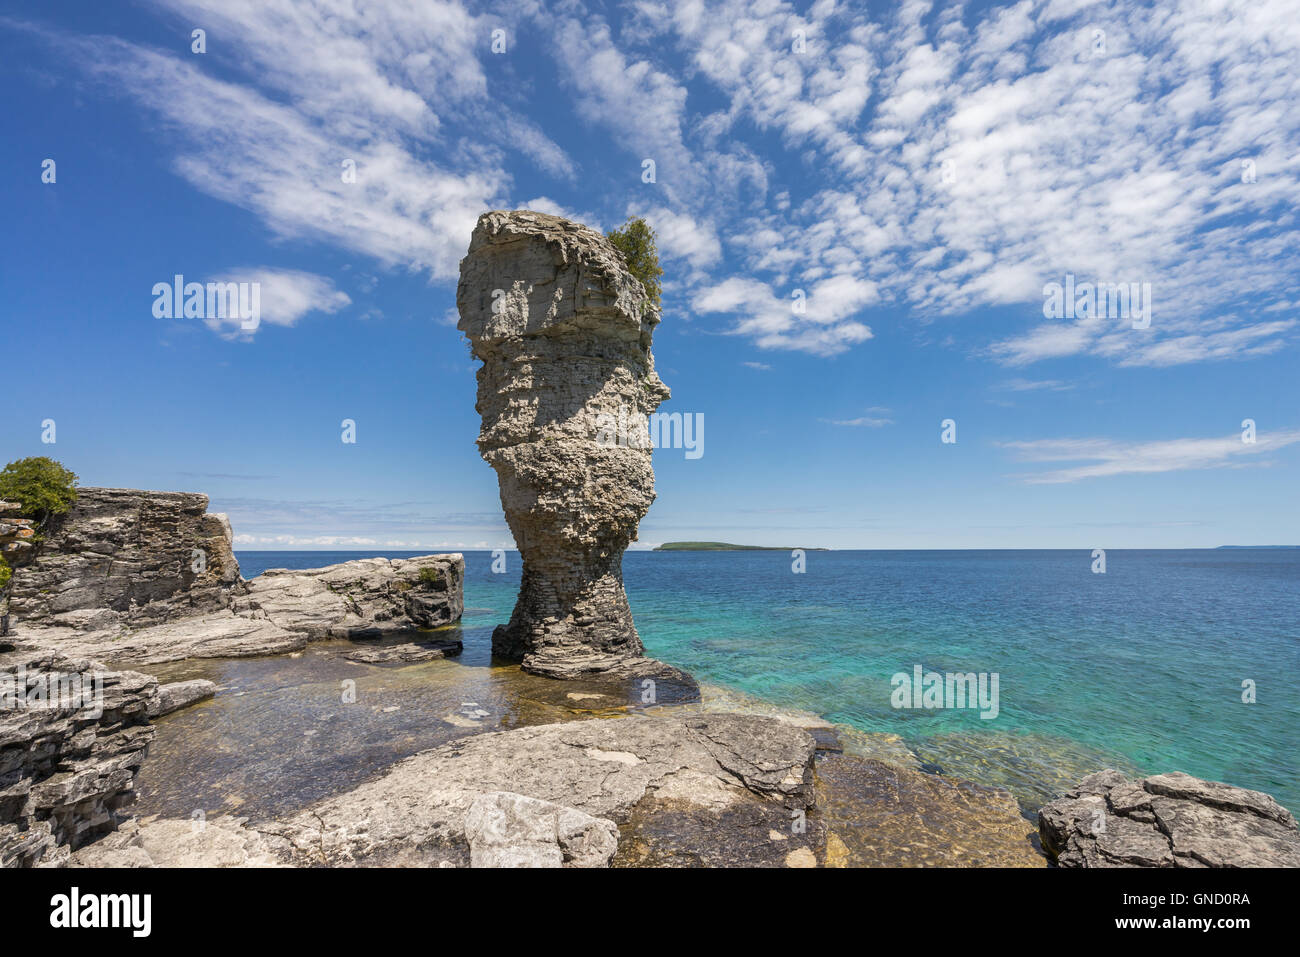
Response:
[237, 549, 1299, 812]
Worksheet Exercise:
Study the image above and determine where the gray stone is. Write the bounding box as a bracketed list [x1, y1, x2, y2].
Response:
[9, 552, 465, 665]
[457, 210, 672, 679]
[6, 489, 241, 625]
[258, 713, 816, 867]
[0, 653, 158, 867]
[340, 637, 463, 664]
[148, 679, 217, 718]
[463, 791, 618, 868]
[1040, 769, 1300, 867]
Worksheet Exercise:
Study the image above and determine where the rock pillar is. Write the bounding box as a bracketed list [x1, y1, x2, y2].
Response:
[457, 210, 670, 678]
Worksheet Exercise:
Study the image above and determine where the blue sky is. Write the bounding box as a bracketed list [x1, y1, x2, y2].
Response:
[2, 0, 1297, 549]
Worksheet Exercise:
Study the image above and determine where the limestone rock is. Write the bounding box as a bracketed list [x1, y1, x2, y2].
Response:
[1040, 769, 1300, 867]
[6, 488, 242, 625]
[340, 637, 462, 664]
[148, 679, 217, 718]
[0, 653, 158, 867]
[259, 713, 816, 867]
[9, 554, 465, 665]
[457, 210, 671, 678]
[463, 791, 618, 868]
[237, 556, 465, 638]
[67, 816, 285, 868]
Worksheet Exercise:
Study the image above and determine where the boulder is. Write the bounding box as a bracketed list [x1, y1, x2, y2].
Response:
[457, 210, 672, 679]
[148, 679, 217, 718]
[1039, 769, 1300, 867]
[463, 791, 618, 867]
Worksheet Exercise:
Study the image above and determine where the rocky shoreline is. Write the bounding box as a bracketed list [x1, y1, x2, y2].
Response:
[2, 210, 1295, 869]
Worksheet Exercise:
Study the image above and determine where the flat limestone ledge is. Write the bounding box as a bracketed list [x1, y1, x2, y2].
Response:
[6, 555, 465, 665]
[1040, 769, 1300, 868]
[68, 713, 820, 868]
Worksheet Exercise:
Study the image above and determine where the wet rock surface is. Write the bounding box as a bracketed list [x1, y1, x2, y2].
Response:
[247, 713, 817, 867]
[1040, 769, 1300, 867]
[457, 210, 672, 679]
[812, 753, 1046, 867]
[148, 679, 217, 718]
[0, 653, 157, 867]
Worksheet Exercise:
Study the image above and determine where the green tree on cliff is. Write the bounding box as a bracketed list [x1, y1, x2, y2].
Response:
[0, 457, 78, 532]
[606, 217, 663, 311]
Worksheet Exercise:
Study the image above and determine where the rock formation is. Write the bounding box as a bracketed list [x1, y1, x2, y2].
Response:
[7, 488, 241, 628]
[457, 210, 671, 678]
[68, 713, 820, 868]
[3, 486, 465, 664]
[0, 500, 36, 637]
[1040, 769, 1300, 867]
[10, 555, 465, 665]
[1, 653, 158, 867]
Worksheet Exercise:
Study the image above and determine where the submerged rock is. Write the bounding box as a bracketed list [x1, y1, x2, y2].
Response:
[812, 754, 1046, 867]
[148, 679, 217, 718]
[339, 636, 463, 664]
[1039, 769, 1300, 867]
[457, 210, 672, 679]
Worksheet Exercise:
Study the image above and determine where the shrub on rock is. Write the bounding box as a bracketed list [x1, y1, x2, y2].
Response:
[0, 457, 78, 531]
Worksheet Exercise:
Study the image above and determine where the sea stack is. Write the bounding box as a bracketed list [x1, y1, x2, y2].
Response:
[457, 210, 670, 678]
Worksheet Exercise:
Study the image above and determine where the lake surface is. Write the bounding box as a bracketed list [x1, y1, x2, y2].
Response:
[227, 548, 1299, 815]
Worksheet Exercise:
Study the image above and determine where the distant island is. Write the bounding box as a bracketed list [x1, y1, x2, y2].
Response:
[653, 541, 829, 551]
[1215, 545, 1300, 549]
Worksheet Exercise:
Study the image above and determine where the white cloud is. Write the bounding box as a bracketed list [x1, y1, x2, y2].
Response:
[825, 410, 894, 427]
[1001, 429, 1300, 483]
[205, 268, 351, 339]
[15, 0, 1300, 364]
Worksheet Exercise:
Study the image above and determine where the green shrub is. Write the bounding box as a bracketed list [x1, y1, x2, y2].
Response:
[0, 555, 11, 590]
[418, 566, 443, 586]
[0, 457, 79, 513]
[606, 217, 663, 311]
[0, 457, 78, 530]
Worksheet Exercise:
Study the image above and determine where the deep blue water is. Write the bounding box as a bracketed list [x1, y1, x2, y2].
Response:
[237, 549, 1300, 811]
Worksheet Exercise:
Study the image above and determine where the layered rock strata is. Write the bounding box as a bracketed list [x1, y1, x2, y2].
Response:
[1040, 769, 1300, 867]
[0, 653, 158, 867]
[0, 500, 36, 637]
[5, 488, 465, 664]
[7, 488, 241, 627]
[457, 210, 671, 679]
[10, 555, 465, 665]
